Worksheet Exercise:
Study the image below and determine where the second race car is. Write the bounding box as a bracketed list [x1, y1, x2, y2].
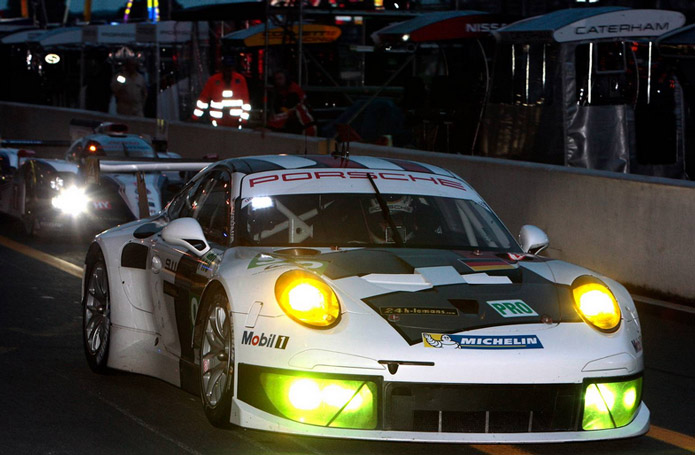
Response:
[0, 122, 205, 235]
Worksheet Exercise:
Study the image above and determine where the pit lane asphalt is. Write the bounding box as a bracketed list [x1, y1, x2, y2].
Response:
[0, 215, 693, 455]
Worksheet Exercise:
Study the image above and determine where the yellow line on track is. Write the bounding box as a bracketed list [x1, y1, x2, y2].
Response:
[648, 425, 695, 452]
[0, 235, 82, 279]
[471, 445, 534, 455]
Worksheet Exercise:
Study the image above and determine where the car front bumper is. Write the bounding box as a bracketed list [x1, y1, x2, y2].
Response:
[231, 398, 649, 443]
[233, 364, 648, 443]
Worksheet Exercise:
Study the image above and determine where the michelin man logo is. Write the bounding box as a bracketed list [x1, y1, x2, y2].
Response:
[423, 333, 460, 348]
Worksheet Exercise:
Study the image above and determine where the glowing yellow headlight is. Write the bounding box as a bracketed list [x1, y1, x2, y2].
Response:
[275, 270, 340, 328]
[572, 279, 621, 331]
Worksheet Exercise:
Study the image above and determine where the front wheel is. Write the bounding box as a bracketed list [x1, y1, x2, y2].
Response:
[21, 212, 37, 237]
[83, 257, 111, 373]
[198, 292, 234, 427]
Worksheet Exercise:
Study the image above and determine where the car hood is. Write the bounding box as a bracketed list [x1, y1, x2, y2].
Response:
[309, 248, 581, 345]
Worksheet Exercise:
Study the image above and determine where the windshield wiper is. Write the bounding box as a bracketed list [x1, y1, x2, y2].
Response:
[366, 174, 404, 247]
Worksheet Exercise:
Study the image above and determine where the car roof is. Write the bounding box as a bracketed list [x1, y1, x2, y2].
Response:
[83, 134, 154, 154]
[216, 154, 457, 177]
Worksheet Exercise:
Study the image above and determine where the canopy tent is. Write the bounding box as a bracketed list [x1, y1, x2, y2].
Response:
[369, 10, 513, 153]
[494, 7, 685, 43]
[82, 21, 208, 45]
[658, 24, 695, 46]
[481, 7, 688, 179]
[27, 27, 82, 47]
[82, 23, 137, 44]
[146, 21, 209, 44]
[1, 22, 208, 47]
[223, 22, 342, 47]
[371, 10, 510, 45]
[657, 24, 695, 58]
[0, 23, 35, 37]
[1, 28, 51, 44]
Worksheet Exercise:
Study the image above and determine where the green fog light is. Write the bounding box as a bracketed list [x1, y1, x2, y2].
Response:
[260, 373, 378, 429]
[582, 377, 642, 430]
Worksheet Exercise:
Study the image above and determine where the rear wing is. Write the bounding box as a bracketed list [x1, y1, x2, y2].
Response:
[99, 161, 211, 173]
[85, 158, 213, 219]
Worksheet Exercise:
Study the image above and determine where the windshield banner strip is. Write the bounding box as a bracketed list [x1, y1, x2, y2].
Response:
[241, 170, 477, 200]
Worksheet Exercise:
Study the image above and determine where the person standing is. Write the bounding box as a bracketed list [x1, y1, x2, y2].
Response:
[269, 70, 316, 136]
[192, 55, 251, 128]
[110, 56, 147, 117]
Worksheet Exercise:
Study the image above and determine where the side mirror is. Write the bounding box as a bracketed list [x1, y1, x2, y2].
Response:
[519, 225, 549, 255]
[162, 217, 210, 257]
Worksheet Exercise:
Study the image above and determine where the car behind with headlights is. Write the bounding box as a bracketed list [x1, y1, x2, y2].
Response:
[81, 154, 647, 443]
[0, 123, 199, 235]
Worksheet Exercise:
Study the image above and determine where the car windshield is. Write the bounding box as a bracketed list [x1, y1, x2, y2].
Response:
[239, 193, 520, 252]
[101, 138, 156, 159]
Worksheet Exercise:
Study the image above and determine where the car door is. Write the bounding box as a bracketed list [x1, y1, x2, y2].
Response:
[149, 169, 232, 380]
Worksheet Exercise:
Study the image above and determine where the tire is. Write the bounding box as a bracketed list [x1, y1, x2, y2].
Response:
[21, 184, 38, 238]
[21, 213, 37, 237]
[82, 255, 111, 373]
[198, 291, 234, 427]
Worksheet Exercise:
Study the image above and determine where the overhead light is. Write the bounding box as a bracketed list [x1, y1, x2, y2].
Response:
[45, 53, 61, 64]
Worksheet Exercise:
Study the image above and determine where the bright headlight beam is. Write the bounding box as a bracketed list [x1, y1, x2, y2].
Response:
[275, 270, 341, 328]
[51, 186, 89, 215]
[288, 379, 321, 410]
[578, 290, 613, 316]
[322, 384, 363, 410]
[572, 279, 621, 331]
[288, 283, 325, 312]
[260, 372, 378, 429]
[582, 377, 642, 430]
[623, 387, 637, 408]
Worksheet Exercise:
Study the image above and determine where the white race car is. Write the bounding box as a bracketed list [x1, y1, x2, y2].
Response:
[0, 122, 207, 235]
[82, 154, 647, 443]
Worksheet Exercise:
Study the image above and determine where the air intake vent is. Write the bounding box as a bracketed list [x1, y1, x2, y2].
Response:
[449, 299, 478, 314]
[384, 382, 582, 433]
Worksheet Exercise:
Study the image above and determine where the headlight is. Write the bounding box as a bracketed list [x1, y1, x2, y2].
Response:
[572, 277, 621, 332]
[275, 270, 340, 328]
[51, 186, 89, 215]
[582, 377, 642, 430]
[49, 177, 64, 190]
[259, 372, 378, 429]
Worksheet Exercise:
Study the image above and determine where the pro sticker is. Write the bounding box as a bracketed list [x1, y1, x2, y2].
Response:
[487, 300, 538, 318]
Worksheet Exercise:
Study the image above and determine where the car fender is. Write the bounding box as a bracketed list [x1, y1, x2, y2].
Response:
[91, 229, 157, 333]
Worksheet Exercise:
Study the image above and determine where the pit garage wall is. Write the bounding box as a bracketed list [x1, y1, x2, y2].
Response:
[2, 101, 695, 301]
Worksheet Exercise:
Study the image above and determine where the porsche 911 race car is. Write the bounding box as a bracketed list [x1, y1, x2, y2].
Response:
[0, 122, 206, 235]
[82, 154, 647, 443]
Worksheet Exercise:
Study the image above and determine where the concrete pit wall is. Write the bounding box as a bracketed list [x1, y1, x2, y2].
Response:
[2, 101, 695, 301]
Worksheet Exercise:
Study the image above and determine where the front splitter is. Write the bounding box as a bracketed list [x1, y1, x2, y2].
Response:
[230, 399, 650, 444]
